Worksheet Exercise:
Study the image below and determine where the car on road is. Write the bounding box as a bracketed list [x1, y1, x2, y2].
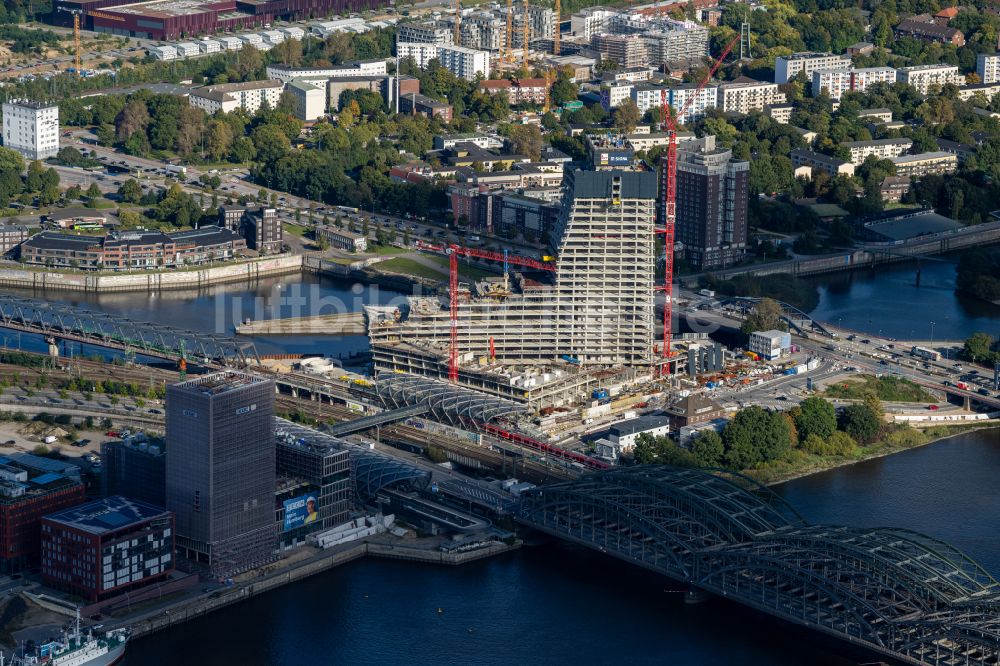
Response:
[927, 404, 939, 411]
[148, 408, 162, 414]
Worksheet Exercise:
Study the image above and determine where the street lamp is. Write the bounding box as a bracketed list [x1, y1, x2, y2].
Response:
[930, 321, 935, 343]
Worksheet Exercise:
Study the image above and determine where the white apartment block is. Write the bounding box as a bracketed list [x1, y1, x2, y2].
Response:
[397, 21, 454, 45]
[631, 84, 717, 123]
[261, 30, 285, 46]
[188, 80, 283, 115]
[279, 27, 306, 41]
[435, 45, 490, 81]
[460, 14, 506, 51]
[198, 39, 221, 54]
[266, 60, 388, 83]
[571, 7, 618, 40]
[286, 80, 326, 122]
[396, 42, 440, 68]
[2, 100, 59, 160]
[841, 138, 913, 165]
[240, 33, 265, 49]
[512, 5, 555, 48]
[149, 45, 177, 60]
[896, 64, 965, 94]
[958, 83, 1000, 101]
[767, 103, 794, 124]
[718, 79, 786, 114]
[174, 42, 199, 58]
[977, 54, 1000, 84]
[216, 36, 243, 51]
[812, 67, 896, 100]
[600, 81, 634, 110]
[775, 52, 851, 84]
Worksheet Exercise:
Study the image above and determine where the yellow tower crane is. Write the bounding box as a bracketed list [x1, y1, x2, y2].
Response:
[454, 0, 461, 46]
[58, 7, 83, 75]
[522, 0, 529, 66]
[553, 0, 560, 56]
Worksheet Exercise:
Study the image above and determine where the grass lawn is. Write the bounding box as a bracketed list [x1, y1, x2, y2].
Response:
[371, 244, 409, 256]
[377, 258, 450, 280]
[825, 374, 936, 403]
[89, 198, 116, 209]
[282, 222, 308, 237]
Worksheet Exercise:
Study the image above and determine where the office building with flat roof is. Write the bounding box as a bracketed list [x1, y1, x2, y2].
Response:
[2, 100, 59, 161]
[166, 372, 276, 578]
[41, 496, 174, 602]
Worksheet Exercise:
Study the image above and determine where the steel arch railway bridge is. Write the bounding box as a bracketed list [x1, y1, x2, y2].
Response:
[518, 467, 1000, 666]
[0, 296, 259, 367]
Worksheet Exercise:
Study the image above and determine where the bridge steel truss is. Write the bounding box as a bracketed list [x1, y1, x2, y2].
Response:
[518, 467, 1000, 666]
[0, 296, 259, 367]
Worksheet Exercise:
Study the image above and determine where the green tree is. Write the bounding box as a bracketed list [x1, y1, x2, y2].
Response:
[691, 430, 724, 467]
[722, 406, 791, 469]
[741, 297, 787, 334]
[118, 179, 142, 204]
[85, 182, 102, 201]
[613, 99, 641, 134]
[794, 397, 837, 442]
[839, 404, 882, 445]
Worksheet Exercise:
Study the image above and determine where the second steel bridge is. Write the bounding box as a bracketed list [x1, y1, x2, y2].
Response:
[518, 466, 1000, 666]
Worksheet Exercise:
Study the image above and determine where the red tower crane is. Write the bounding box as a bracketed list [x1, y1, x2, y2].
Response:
[415, 241, 556, 382]
[657, 34, 739, 377]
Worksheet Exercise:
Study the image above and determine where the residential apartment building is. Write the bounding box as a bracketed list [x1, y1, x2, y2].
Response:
[2, 100, 59, 160]
[571, 7, 619, 40]
[316, 225, 368, 252]
[591, 34, 648, 68]
[643, 24, 710, 66]
[841, 138, 913, 165]
[511, 4, 556, 48]
[632, 84, 717, 123]
[188, 80, 283, 115]
[674, 136, 749, 270]
[41, 497, 174, 603]
[858, 108, 893, 123]
[265, 60, 388, 83]
[896, 64, 965, 94]
[399, 93, 453, 121]
[478, 78, 549, 104]
[436, 44, 490, 81]
[811, 67, 896, 100]
[774, 52, 851, 84]
[600, 81, 634, 110]
[396, 42, 440, 68]
[889, 151, 958, 177]
[791, 149, 855, 177]
[396, 21, 454, 45]
[166, 372, 277, 578]
[767, 103, 794, 124]
[977, 54, 1000, 85]
[286, 80, 325, 121]
[460, 13, 506, 51]
[895, 16, 965, 46]
[717, 78, 786, 115]
[957, 83, 1000, 102]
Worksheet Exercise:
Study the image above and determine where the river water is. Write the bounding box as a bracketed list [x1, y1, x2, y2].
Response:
[124, 429, 999, 666]
[806, 256, 1000, 340]
[7, 263, 997, 663]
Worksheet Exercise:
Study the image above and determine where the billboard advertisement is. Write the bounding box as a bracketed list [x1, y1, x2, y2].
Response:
[283, 494, 319, 532]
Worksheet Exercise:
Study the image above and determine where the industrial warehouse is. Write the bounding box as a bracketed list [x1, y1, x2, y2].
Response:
[51, 0, 387, 40]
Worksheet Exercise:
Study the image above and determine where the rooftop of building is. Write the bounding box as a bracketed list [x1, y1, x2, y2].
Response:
[287, 79, 324, 93]
[193, 79, 283, 98]
[858, 107, 892, 115]
[568, 169, 658, 199]
[791, 148, 851, 166]
[3, 99, 57, 110]
[43, 496, 169, 535]
[608, 415, 671, 437]
[665, 394, 724, 418]
[22, 231, 103, 252]
[841, 138, 913, 147]
[102, 0, 222, 18]
[172, 370, 269, 396]
[890, 151, 955, 163]
[47, 208, 111, 221]
[897, 63, 960, 71]
[779, 51, 846, 60]
[750, 329, 789, 339]
[171, 226, 244, 245]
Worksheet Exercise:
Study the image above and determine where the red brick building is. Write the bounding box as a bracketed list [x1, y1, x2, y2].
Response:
[41, 497, 174, 602]
[0, 459, 85, 573]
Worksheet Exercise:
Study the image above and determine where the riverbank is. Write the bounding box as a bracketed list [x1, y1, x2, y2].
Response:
[756, 422, 1000, 486]
[0, 255, 302, 293]
[112, 535, 520, 640]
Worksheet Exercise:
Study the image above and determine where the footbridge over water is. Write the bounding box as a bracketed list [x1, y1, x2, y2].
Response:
[725, 297, 835, 337]
[518, 467, 1000, 666]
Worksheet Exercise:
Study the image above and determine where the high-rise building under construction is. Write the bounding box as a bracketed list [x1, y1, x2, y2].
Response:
[367, 170, 658, 389]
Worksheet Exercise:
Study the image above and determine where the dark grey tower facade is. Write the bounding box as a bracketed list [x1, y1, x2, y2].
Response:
[166, 372, 276, 578]
[675, 137, 749, 270]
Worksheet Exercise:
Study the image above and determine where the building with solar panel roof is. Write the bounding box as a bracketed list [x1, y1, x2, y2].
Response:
[41, 496, 174, 602]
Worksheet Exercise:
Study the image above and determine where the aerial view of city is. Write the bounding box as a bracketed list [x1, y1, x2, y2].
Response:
[0, 0, 996, 662]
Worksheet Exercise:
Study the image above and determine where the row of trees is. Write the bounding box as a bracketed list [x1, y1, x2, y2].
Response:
[634, 394, 885, 472]
[0, 147, 61, 209]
